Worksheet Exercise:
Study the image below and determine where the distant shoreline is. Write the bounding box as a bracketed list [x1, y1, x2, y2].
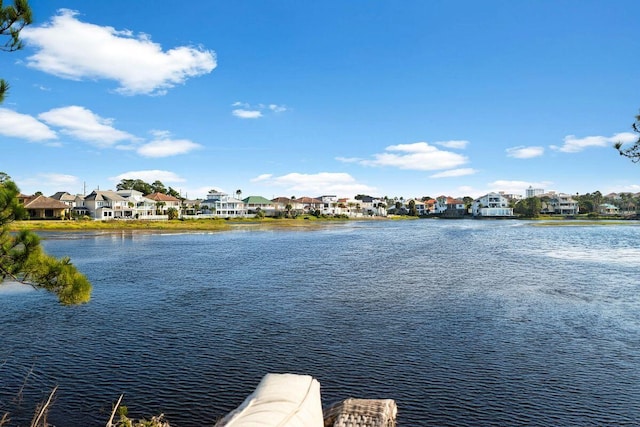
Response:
[7, 215, 638, 233]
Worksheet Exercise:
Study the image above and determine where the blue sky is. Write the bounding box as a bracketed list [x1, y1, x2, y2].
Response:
[1, 0, 639, 200]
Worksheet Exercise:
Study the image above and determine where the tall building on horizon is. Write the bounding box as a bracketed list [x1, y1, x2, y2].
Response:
[525, 186, 545, 198]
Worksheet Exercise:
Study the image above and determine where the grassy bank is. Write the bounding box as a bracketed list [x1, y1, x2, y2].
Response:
[7, 216, 366, 232]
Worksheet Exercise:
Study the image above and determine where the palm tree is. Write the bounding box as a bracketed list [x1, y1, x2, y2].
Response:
[236, 189, 242, 200]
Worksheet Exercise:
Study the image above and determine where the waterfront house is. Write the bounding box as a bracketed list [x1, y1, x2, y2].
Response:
[295, 197, 323, 214]
[146, 192, 181, 215]
[443, 198, 467, 218]
[83, 190, 129, 220]
[319, 195, 339, 215]
[355, 195, 388, 217]
[50, 191, 78, 213]
[22, 195, 69, 219]
[242, 196, 275, 216]
[271, 197, 302, 216]
[538, 192, 579, 215]
[472, 193, 514, 217]
[599, 203, 619, 215]
[116, 189, 158, 219]
[201, 190, 246, 217]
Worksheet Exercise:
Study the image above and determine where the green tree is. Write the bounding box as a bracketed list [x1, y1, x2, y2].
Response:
[0, 175, 91, 304]
[167, 186, 181, 199]
[151, 180, 166, 194]
[155, 201, 166, 215]
[117, 179, 152, 195]
[614, 111, 640, 162]
[514, 197, 541, 218]
[408, 200, 417, 216]
[0, 0, 32, 103]
[167, 207, 179, 220]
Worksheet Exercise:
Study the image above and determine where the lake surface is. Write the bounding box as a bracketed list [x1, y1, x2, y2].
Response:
[1, 220, 639, 426]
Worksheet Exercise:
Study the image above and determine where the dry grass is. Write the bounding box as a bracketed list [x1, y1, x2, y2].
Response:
[7, 216, 361, 233]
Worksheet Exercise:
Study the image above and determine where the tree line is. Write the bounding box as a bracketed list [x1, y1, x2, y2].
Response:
[116, 179, 183, 198]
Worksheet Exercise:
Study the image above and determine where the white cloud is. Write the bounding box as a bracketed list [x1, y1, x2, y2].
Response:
[251, 174, 273, 182]
[21, 9, 216, 95]
[252, 172, 374, 197]
[506, 146, 545, 159]
[269, 104, 287, 113]
[16, 173, 81, 195]
[38, 105, 135, 147]
[342, 142, 468, 171]
[110, 170, 186, 184]
[436, 140, 469, 149]
[232, 102, 287, 118]
[429, 168, 477, 178]
[605, 184, 640, 193]
[232, 109, 263, 119]
[0, 108, 57, 141]
[137, 132, 201, 157]
[550, 132, 636, 153]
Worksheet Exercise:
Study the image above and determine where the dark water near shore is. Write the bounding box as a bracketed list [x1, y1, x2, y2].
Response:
[1, 220, 639, 426]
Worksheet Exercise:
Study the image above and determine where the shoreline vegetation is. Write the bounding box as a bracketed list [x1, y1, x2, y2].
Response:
[7, 214, 638, 233]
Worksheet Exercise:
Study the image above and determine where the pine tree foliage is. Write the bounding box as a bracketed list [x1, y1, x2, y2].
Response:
[0, 176, 92, 304]
[0, 0, 33, 103]
[614, 112, 640, 163]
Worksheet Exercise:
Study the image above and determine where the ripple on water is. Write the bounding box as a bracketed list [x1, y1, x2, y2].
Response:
[1, 222, 639, 426]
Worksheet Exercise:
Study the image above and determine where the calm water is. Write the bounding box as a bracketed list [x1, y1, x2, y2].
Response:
[1, 220, 639, 426]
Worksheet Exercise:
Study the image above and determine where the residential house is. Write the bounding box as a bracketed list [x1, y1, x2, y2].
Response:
[355, 195, 388, 217]
[181, 198, 203, 216]
[50, 191, 78, 213]
[201, 190, 246, 217]
[243, 196, 275, 216]
[423, 198, 436, 215]
[404, 199, 427, 216]
[434, 196, 466, 216]
[539, 192, 579, 215]
[83, 190, 130, 220]
[116, 189, 157, 218]
[472, 192, 514, 217]
[146, 192, 181, 215]
[319, 195, 339, 215]
[22, 195, 69, 219]
[271, 197, 302, 216]
[442, 198, 467, 218]
[599, 203, 619, 215]
[295, 197, 323, 214]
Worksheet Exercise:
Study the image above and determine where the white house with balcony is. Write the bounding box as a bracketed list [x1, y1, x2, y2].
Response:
[472, 192, 514, 217]
[541, 192, 579, 215]
[201, 190, 246, 217]
[84, 189, 163, 219]
[116, 189, 158, 218]
[83, 190, 129, 220]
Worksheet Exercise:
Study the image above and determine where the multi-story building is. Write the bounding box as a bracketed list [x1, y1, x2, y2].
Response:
[201, 190, 246, 217]
[525, 186, 545, 198]
[472, 192, 514, 217]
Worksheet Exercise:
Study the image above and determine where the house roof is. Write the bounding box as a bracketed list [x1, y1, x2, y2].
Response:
[50, 191, 76, 202]
[295, 197, 322, 204]
[24, 195, 69, 210]
[272, 197, 293, 204]
[84, 190, 127, 202]
[243, 196, 273, 204]
[146, 192, 180, 202]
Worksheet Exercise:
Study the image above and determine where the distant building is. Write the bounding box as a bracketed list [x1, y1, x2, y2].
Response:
[472, 193, 514, 217]
[525, 186, 544, 198]
[541, 193, 579, 215]
[201, 190, 246, 217]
